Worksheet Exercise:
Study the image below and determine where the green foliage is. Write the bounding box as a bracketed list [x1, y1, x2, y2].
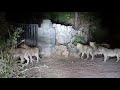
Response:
[43, 12, 107, 43]
[72, 35, 86, 46]
[0, 27, 23, 78]
[54, 12, 74, 23]
[0, 13, 24, 78]
[47, 12, 74, 25]
[0, 50, 14, 78]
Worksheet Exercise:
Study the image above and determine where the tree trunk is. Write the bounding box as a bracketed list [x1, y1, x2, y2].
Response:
[74, 12, 79, 30]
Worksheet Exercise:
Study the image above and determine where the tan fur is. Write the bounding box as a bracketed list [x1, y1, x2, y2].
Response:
[76, 43, 94, 60]
[90, 42, 120, 62]
[90, 42, 110, 49]
[98, 48, 120, 62]
[89, 42, 105, 60]
[10, 48, 32, 65]
[19, 43, 39, 63]
[98, 43, 110, 48]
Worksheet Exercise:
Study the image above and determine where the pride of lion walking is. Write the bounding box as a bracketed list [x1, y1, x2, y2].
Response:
[10, 39, 120, 67]
[76, 42, 120, 63]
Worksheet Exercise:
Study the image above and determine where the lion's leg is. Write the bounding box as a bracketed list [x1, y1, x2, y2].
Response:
[91, 53, 94, 60]
[78, 51, 81, 58]
[19, 56, 26, 68]
[23, 52, 30, 65]
[29, 55, 33, 64]
[86, 53, 89, 60]
[27, 52, 33, 64]
[24, 56, 29, 65]
[116, 55, 119, 63]
[81, 53, 84, 59]
[20, 56, 25, 64]
[103, 55, 108, 63]
[35, 53, 39, 63]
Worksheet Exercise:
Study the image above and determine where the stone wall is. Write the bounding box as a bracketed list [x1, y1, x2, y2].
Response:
[38, 19, 79, 58]
[38, 20, 56, 57]
[53, 23, 76, 45]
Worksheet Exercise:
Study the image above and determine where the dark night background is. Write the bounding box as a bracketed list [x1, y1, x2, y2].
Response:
[5, 12, 120, 48]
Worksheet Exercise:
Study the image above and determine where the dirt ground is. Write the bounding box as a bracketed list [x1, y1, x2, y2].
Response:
[14, 56, 120, 78]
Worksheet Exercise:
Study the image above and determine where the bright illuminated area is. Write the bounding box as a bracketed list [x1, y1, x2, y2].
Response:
[1, 12, 120, 78]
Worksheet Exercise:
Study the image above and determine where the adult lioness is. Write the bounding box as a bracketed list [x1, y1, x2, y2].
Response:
[98, 48, 120, 62]
[19, 43, 39, 63]
[10, 48, 32, 65]
[90, 42, 120, 62]
[76, 43, 94, 60]
[89, 42, 105, 60]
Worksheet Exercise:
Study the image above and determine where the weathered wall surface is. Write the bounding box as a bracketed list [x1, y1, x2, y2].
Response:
[38, 19, 79, 57]
[53, 23, 76, 45]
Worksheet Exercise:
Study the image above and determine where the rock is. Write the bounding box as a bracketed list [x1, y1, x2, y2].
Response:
[53, 23, 75, 44]
[51, 47, 56, 54]
[54, 45, 68, 56]
[67, 43, 75, 49]
[55, 45, 67, 53]
[68, 45, 80, 58]
[62, 50, 69, 58]
[42, 46, 52, 57]
[71, 53, 80, 58]
[56, 50, 62, 55]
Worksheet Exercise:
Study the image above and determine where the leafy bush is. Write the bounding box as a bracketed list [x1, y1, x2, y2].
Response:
[45, 12, 74, 25]
[0, 27, 23, 78]
[72, 35, 86, 46]
[54, 12, 74, 24]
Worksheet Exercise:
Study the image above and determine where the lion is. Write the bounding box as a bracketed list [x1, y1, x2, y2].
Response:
[19, 43, 40, 63]
[10, 48, 32, 66]
[76, 43, 94, 60]
[89, 42, 111, 60]
[98, 48, 120, 62]
[90, 42, 120, 62]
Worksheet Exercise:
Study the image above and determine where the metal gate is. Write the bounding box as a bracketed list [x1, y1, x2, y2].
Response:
[15, 24, 38, 47]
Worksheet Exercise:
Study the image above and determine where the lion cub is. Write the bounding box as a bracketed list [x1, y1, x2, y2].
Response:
[19, 43, 39, 63]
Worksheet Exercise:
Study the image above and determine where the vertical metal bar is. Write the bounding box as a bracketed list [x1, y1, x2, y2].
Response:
[34, 24, 36, 47]
[23, 24, 25, 41]
[15, 24, 39, 47]
[30, 24, 32, 46]
[36, 24, 38, 47]
[32, 24, 34, 46]
[24, 24, 26, 40]
[26, 24, 28, 44]
[31, 24, 34, 46]
[24, 24, 26, 41]
[22, 24, 24, 41]
[33, 24, 35, 46]
[29, 24, 31, 46]
[17, 24, 21, 43]
[21, 24, 24, 42]
[19, 24, 21, 42]
[19, 24, 21, 44]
